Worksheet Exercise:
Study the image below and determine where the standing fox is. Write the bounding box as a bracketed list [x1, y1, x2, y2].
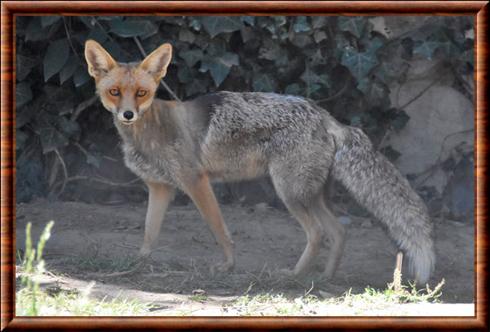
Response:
[85, 40, 435, 283]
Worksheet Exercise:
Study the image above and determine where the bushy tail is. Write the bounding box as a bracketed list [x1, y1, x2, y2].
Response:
[332, 127, 435, 283]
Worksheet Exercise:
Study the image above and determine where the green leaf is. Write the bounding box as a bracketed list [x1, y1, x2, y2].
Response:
[16, 55, 38, 81]
[16, 129, 29, 151]
[356, 77, 370, 94]
[293, 17, 311, 33]
[259, 39, 282, 61]
[341, 47, 378, 81]
[380, 146, 401, 162]
[73, 66, 90, 87]
[284, 83, 301, 95]
[201, 17, 242, 38]
[102, 41, 124, 60]
[86, 27, 108, 44]
[109, 19, 158, 38]
[179, 29, 196, 44]
[188, 18, 202, 31]
[350, 115, 362, 126]
[300, 65, 330, 97]
[241, 16, 255, 26]
[338, 17, 367, 38]
[38, 127, 69, 154]
[59, 56, 79, 84]
[25, 18, 46, 42]
[86, 153, 102, 168]
[391, 110, 410, 132]
[200, 53, 239, 86]
[58, 116, 81, 139]
[185, 79, 207, 97]
[312, 16, 329, 29]
[179, 49, 203, 67]
[253, 73, 278, 92]
[414, 41, 441, 60]
[41, 16, 61, 28]
[314, 30, 327, 43]
[43, 39, 70, 82]
[273, 16, 287, 27]
[16, 82, 33, 108]
[177, 65, 194, 83]
[290, 33, 313, 48]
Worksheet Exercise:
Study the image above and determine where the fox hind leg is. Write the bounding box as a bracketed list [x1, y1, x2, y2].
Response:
[269, 165, 326, 277]
[310, 192, 345, 280]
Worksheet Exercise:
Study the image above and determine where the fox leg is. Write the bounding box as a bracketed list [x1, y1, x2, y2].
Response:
[183, 173, 234, 273]
[310, 193, 345, 279]
[139, 182, 175, 256]
[283, 201, 324, 276]
[269, 170, 324, 276]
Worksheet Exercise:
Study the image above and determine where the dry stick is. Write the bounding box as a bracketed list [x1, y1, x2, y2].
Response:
[414, 128, 474, 188]
[393, 252, 403, 292]
[132, 36, 181, 102]
[378, 70, 450, 152]
[398, 70, 448, 110]
[62, 17, 81, 62]
[70, 96, 98, 121]
[316, 79, 349, 104]
[53, 149, 69, 196]
[87, 261, 146, 278]
[48, 154, 60, 189]
[62, 176, 142, 187]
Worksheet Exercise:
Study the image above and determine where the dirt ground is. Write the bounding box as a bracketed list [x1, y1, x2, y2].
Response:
[16, 198, 474, 313]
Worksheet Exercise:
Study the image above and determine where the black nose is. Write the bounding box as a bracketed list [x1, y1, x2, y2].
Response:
[123, 111, 134, 120]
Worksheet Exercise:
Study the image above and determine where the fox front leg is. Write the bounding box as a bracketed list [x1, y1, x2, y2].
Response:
[139, 182, 175, 257]
[182, 173, 235, 274]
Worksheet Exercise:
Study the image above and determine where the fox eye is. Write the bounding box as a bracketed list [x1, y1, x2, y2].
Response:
[136, 90, 147, 97]
[109, 88, 120, 96]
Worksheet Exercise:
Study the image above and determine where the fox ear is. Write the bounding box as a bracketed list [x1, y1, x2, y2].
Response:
[84, 39, 117, 80]
[139, 43, 172, 81]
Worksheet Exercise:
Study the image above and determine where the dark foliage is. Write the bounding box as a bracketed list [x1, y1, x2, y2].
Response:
[15, 16, 474, 207]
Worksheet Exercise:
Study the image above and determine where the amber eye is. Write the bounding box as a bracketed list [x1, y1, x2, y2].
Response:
[109, 88, 120, 96]
[136, 90, 147, 97]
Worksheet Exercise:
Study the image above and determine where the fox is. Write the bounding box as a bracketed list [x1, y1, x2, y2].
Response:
[84, 39, 435, 283]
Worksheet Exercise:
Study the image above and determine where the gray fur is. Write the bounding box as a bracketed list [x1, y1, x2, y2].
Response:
[115, 91, 435, 283]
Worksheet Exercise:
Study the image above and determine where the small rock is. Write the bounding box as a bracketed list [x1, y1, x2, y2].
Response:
[192, 289, 206, 295]
[254, 202, 269, 212]
[338, 216, 352, 225]
[361, 220, 373, 228]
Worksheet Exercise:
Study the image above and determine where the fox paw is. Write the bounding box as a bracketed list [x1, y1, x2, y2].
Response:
[138, 247, 151, 258]
[210, 261, 234, 276]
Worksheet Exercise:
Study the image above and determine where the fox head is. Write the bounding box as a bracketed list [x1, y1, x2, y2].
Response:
[84, 40, 172, 125]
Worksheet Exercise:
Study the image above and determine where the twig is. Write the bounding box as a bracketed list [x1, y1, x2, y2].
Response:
[414, 128, 474, 188]
[92, 17, 116, 43]
[70, 96, 98, 121]
[48, 154, 60, 189]
[53, 176, 143, 193]
[132, 36, 181, 102]
[398, 71, 448, 110]
[376, 125, 392, 152]
[316, 79, 349, 104]
[53, 149, 68, 196]
[86, 261, 146, 278]
[72, 142, 90, 159]
[304, 280, 315, 297]
[62, 17, 81, 62]
[64, 176, 141, 187]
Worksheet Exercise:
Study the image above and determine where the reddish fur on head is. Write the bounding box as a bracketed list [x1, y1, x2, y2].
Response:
[84, 40, 172, 124]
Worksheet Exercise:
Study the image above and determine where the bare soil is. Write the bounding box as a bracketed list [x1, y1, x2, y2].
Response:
[16, 198, 474, 313]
